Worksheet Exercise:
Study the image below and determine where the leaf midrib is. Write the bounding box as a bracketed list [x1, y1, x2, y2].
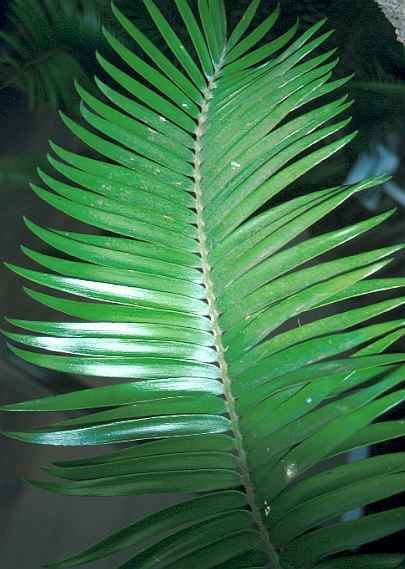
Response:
[193, 50, 280, 569]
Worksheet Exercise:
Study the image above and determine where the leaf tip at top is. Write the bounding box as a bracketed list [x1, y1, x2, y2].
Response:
[48, 140, 59, 154]
[73, 78, 82, 94]
[1, 429, 21, 440]
[365, 174, 393, 188]
[94, 50, 106, 68]
[345, 97, 355, 108]
[19, 242, 30, 255]
[78, 101, 87, 117]
[394, 241, 405, 253]
[4, 261, 16, 273]
[23, 216, 39, 234]
[341, 130, 359, 146]
[379, 207, 398, 222]
[26, 477, 46, 489]
[6, 341, 20, 355]
[330, 56, 340, 67]
[320, 28, 335, 43]
[101, 24, 112, 41]
[58, 110, 71, 128]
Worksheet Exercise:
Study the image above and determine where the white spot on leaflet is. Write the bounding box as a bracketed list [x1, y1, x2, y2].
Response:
[264, 500, 271, 518]
[306, 396, 313, 404]
[181, 103, 189, 109]
[231, 160, 241, 170]
[285, 463, 298, 480]
[159, 116, 167, 123]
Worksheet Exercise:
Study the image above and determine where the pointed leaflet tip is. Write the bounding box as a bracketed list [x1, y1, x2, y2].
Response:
[7, 341, 21, 356]
[94, 50, 103, 67]
[4, 262, 17, 274]
[227, 0, 262, 51]
[23, 215, 32, 229]
[1, 429, 25, 441]
[23, 216, 43, 235]
[26, 478, 55, 491]
[58, 111, 71, 129]
[79, 101, 87, 117]
[377, 207, 398, 222]
[101, 25, 115, 46]
[0, 404, 19, 412]
[4, 317, 26, 330]
[73, 78, 83, 97]
[110, 0, 120, 18]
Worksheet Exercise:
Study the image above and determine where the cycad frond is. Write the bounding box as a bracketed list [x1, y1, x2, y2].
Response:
[2, 1, 405, 568]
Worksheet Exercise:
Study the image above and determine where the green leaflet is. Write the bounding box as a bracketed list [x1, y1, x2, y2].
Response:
[282, 508, 405, 568]
[247, 366, 402, 471]
[5, 330, 217, 361]
[226, 0, 261, 51]
[44, 491, 247, 567]
[2, 2, 405, 569]
[22, 246, 205, 299]
[45, 451, 238, 480]
[1, 381, 224, 411]
[143, 0, 206, 90]
[333, 420, 405, 456]
[112, 2, 203, 101]
[30, 468, 241, 495]
[257, 386, 405, 501]
[116, 511, 258, 569]
[7, 263, 209, 315]
[7, 344, 220, 379]
[24, 218, 204, 284]
[7, 412, 231, 446]
[102, 27, 199, 118]
[272, 472, 405, 546]
[47, 152, 195, 209]
[52, 435, 236, 472]
[6, 319, 214, 346]
[269, 452, 405, 524]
